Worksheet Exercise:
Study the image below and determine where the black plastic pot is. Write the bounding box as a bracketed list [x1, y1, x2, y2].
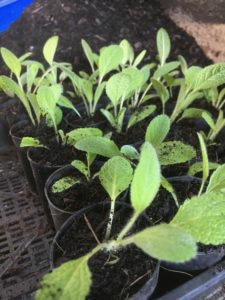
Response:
[27, 148, 64, 229]
[45, 165, 78, 230]
[50, 201, 160, 300]
[9, 120, 37, 193]
[163, 176, 225, 271]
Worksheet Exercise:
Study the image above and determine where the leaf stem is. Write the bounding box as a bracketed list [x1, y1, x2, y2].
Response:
[117, 212, 139, 241]
[105, 200, 116, 240]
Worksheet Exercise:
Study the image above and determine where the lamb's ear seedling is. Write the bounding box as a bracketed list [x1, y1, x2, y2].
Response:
[201, 110, 225, 142]
[36, 142, 197, 300]
[197, 132, 209, 196]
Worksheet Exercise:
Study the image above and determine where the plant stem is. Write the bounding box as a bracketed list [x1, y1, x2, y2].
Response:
[198, 180, 205, 196]
[105, 200, 116, 240]
[117, 212, 139, 241]
[138, 82, 152, 107]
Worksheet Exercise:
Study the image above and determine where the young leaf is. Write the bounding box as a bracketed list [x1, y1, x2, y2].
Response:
[171, 192, 225, 245]
[158, 141, 196, 165]
[120, 39, 134, 65]
[43, 36, 59, 66]
[36, 255, 91, 300]
[153, 61, 180, 79]
[94, 82, 106, 108]
[57, 96, 80, 117]
[127, 105, 156, 130]
[129, 224, 196, 262]
[187, 162, 220, 177]
[1, 47, 21, 78]
[133, 50, 146, 67]
[99, 156, 133, 201]
[51, 176, 80, 193]
[100, 109, 117, 129]
[194, 64, 225, 91]
[178, 108, 207, 122]
[178, 55, 188, 74]
[161, 176, 178, 207]
[66, 128, 103, 145]
[117, 107, 126, 132]
[206, 164, 225, 194]
[75, 136, 121, 158]
[151, 79, 169, 105]
[99, 45, 123, 81]
[81, 39, 95, 72]
[120, 145, 139, 159]
[197, 132, 209, 184]
[185, 66, 202, 89]
[156, 28, 171, 65]
[131, 142, 161, 214]
[122, 67, 145, 93]
[20, 137, 45, 148]
[145, 114, 170, 147]
[71, 160, 88, 178]
[106, 73, 130, 107]
[201, 112, 215, 130]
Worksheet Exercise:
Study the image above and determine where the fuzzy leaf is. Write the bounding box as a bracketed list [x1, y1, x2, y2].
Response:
[197, 132, 209, 183]
[66, 128, 102, 145]
[99, 45, 123, 81]
[145, 114, 170, 147]
[51, 176, 80, 193]
[171, 193, 225, 245]
[75, 136, 121, 158]
[94, 82, 106, 108]
[133, 50, 146, 67]
[131, 142, 161, 214]
[178, 108, 207, 121]
[161, 176, 178, 206]
[201, 112, 215, 130]
[157, 28, 171, 65]
[106, 73, 130, 106]
[206, 164, 225, 194]
[81, 39, 95, 71]
[100, 109, 117, 128]
[188, 162, 220, 176]
[36, 255, 91, 300]
[130, 224, 196, 262]
[57, 96, 80, 116]
[195, 64, 225, 91]
[120, 39, 134, 65]
[185, 66, 202, 89]
[122, 67, 145, 92]
[1, 47, 21, 78]
[20, 137, 45, 148]
[158, 141, 196, 165]
[127, 105, 156, 130]
[153, 61, 180, 79]
[151, 79, 169, 104]
[71, 160, 88, 178]
[99, 156, 133, 201]
[120, 145, 139, 159]
[43, 36, 59, 65]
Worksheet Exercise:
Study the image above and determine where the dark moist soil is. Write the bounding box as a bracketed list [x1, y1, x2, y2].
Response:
[54, 203, 157, 300]
[49, 176, 108, 212]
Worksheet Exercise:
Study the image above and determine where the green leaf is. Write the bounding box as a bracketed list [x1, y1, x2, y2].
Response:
[51, 176, 80, 193]
[145, 114, 170, 147]
[185, 66, 202, 89]
[99, 45, 123, 81]
[99, 156, 133, 201]
[71, 160, 88, 178]
[151, 79, 169, 104]
[171, 192, 225, 245]
[1, 47, 21, 78]
[120, 145, 139, 159]
[57, 95, 80, 116]
[81, 39, 95, 71]
[120, 39, 134, 65]
[130, 224, 196, 262]
[131, 142, 161, 214]
[188, 162, 220, 176]
[127, 105, 156, 130]
[206, 164, 225, 194]
[178, 55, 188, 74]
[201, 112, 215, 130]
[94, 82, 106, 108]
[75, 136, 121, 158]
[36, 255, 91, 300]
[133, 50, 146, 67]
[194, 64, 225, 91]
[100, 109, 117, 129]
[158, 141, 196, 165]
[66, 128, 103, 145]
[161, 176, 178, 206]
[178, 108, 208, 122]
[81, 79, 93, 103]
[117, 107, 126, 132]
[156, 28, 171, 65]
[197, 132, 209, 183]
[43, 36, 59, 66]
[122, 67, 145, 93]
[106, 73, 130, 106]
[153, 61, 180, 78]
[20, 137, 45, 148]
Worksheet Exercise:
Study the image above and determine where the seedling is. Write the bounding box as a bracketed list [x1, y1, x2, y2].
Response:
[201, 110, 225, 142]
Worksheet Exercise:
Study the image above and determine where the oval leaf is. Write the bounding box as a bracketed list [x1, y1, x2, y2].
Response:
[66, 128, 103, 145]
[206, 164, 225, 194]
[1, 47, 21, 78]
[145, 114, 170, 147]
[156, 28, 171, 65]
[106, 73, 130, 106]
[43, 36, 59, 66]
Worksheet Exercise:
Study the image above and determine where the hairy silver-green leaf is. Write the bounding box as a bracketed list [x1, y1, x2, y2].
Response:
[145, 114, 170, 147]
[81, 39, 95, 72]
[66, 128, 102, 145]
[195, 64, 225, 91]
[187, 162, 220, 176]
[157, 28, 171, 65]
[106, 73, 130, 106]
[171, 192, 225, 245]
[43, 36, 59, 66]
[1, 47, 21, 78]
[71, 160, 88, 178]
[75, 136, 121, 158]
[131, 142, 161, 214]
[20, 137, 45, 148]
[206, 164, 225, 194]
[185, 66, 202, 89]
[122, 67, 145, 93]
[178, 108, 207, 122]
[99, 45, 123, 81]
[127, 105, 156, 130]
[133, 50, 146, 67]
[130, 224, 196, 262]
[120, 39, 134, 65]
[197, 132, 209, 183]
[201, 112, 215, 130]
[36, 255, 91, 300]
[153, 61, 180, 78]
[158, 141, 196, 165]
[99, 156, 133, 201]
[120, 145, 139, 159]
[51, 176, 80, 193]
